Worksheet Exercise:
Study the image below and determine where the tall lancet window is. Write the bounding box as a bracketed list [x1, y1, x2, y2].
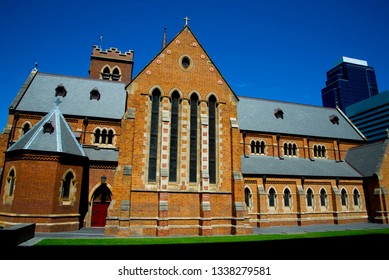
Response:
[189, 93, 199, 183]
[169, 91, 180, 182]
[208, 95, 217, 184]
[148, 89, 161, 182]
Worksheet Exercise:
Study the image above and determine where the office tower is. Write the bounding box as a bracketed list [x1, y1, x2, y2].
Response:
[321, 56, 379, 112]
[346, 90, 389, 143]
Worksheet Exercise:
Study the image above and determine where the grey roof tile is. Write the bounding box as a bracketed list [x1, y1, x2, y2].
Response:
[83, 147, 118, 162]
[242, 155, 362, 178]
[15, 73, 126, 120]
[345, 139, 388, 177]
[237, 96, 365, 141]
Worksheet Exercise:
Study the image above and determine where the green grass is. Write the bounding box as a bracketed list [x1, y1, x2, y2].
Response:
[35, 228, 389, 246]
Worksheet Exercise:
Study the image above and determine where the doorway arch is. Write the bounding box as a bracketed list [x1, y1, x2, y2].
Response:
[90, 184, 112, 227]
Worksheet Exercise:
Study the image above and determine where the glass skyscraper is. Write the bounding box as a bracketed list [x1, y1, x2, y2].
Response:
[321, 56, 379, 112]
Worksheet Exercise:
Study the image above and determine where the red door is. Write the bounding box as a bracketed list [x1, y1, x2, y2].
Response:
[91, 202, 109, 227]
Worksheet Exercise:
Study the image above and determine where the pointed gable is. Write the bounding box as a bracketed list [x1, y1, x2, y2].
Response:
[7, 106, 86, 157]
[127, 26, 238, 103]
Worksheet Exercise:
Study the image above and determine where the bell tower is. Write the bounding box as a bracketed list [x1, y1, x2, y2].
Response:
[89, 45, 134, 84]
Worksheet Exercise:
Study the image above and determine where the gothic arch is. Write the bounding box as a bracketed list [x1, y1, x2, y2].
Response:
[88, 182, 113, 202]
[306, 187, 315, 208]
[59, 169, 77, 206]
[268, 186, 277, 209]
[244, 186, 253, 211]
[111, 66, 122, 81]
[206, 92, 220, 104]
[168, 88, 183, 99]
[92, 127, 116, 145]
[18, 121, 32, 139]
[101, 65, 112, 80]
[89, 182, 112, 227]
[2, 166, 17, 205]
[282, 186, 292, 208]
[149, 85, 164, 97]
[188, 91, 200, 102]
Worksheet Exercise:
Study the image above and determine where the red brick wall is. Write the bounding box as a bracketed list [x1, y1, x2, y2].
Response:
[0, 153, 85, 232]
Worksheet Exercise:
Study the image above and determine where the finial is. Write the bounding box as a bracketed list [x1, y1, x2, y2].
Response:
[184, 16, 190, 26]
[33, 61, 38, 71]
[162, 27, 167, 49]
[54, 97, 62, 107]
[99, 34, 103, 49]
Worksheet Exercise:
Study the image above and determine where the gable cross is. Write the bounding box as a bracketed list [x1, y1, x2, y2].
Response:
[184, 16, 190, 26]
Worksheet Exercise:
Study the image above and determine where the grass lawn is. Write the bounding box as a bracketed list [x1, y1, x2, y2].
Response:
[35, 228, 389, 246]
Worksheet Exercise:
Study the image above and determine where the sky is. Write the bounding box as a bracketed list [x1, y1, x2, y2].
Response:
[1, 0, 389, 130]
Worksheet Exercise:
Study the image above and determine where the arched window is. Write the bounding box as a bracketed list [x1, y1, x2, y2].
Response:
[250, 141, 255, 154]
[255, 141, 260, 154]
[148, 89, 161, 182]
[353, 189, 360, 206]
[107, 130, 114, 145]
[341, 189, 348, 206]
[251, 140, 265, 154]
[101, 129, 107, 144]
[260, 141, 265, 154]
[283, 188, 291, 207]
[169, 91, 180, 182]
[189, 93, 199, 183]
[94, 129, 101, 144]
[284, 142, 297, 156]
[62, 172, 74, 199]
[112, 67, 120, 81]
[269, 188, 276, 207]
[244, 187, 251, 209]
[22, 123, 30, 135]
[208, 95, 217, 184]
[7, 169, 16, 196]
[306, 188, 314, 207]
[314, 144, 326, 158]
[102, 67, 110, 80]
[320, 189, 327, 207]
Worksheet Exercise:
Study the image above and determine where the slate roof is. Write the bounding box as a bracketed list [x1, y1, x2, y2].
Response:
[345, 139, 388, 177]
[12, 72, 126, 120]
[242, 155, 362, 178]
[83, 147, 119, 162]
[237, 96, 366, 141]
[7, 106, 86, 157]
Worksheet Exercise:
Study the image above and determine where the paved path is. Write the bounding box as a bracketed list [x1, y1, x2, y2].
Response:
[18, 222, 389, 247]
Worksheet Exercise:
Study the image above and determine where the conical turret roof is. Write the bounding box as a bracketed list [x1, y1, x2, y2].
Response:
[7, 104, 86, 157]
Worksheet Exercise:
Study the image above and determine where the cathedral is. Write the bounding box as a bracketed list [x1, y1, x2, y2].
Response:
[0, 23, 388, 237]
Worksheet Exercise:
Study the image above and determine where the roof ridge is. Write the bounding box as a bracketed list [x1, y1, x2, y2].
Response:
[37, 72, 126, 84]
[238, 95, 335, 110]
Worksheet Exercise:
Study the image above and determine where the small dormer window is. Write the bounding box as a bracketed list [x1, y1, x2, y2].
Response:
[90, 88, 101, 100]
[43, 121, 55, 134]
[55, 84, 67, 97]
[274, 108, 284, 119]
[329, 114, 339, 125]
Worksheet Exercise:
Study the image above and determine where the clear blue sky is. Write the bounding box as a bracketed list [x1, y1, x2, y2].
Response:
[1, 0, 389, 130]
